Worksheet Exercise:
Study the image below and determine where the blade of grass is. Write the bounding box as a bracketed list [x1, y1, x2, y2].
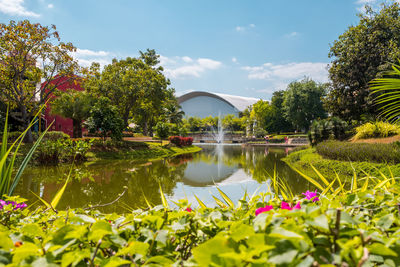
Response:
[289, 164, 324, 191]
[158, 183, 169, 209]
[193, 194, 207, 209]
[310, 164, 332, 191]
[322, 177, 336, 196]
[50, 160, 74, 209]
[212, 195, 226, 208]
[216, 187, 234, 208]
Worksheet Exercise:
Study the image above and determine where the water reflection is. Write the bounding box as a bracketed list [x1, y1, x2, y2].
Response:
[16, 144, 312, 212]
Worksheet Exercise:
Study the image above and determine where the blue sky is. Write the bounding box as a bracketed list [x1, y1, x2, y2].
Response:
[0, 0, 387, 99]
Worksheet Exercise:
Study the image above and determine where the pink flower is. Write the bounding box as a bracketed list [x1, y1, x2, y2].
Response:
[302, 190, 319, 202]
[281, 201, 301, 210]
[255, 205, 274, 216]
[186, 207, 193, 212]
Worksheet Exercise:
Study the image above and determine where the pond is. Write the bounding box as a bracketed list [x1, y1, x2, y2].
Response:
[16, 144, 312, 212]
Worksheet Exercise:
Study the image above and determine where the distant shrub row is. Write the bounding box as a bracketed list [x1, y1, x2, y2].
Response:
[316, 140, 400, 163]
[2, 131, 69, 143]
[168, 136, 193, 147]
[354, 121, 400, 140]
[308, 117, 350, 145]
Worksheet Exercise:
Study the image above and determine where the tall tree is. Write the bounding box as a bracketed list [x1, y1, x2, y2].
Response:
[268, 91, 293, 133]
[283, 78, 327, 131]
[0, 20, 81, 142]
[85, 58, 145, 128]
[326, 3, 400, 121]
[51, 90, 93, 138]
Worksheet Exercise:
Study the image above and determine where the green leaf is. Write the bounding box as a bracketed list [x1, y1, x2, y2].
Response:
[268, 250, 298, 265]
[377, 214, 394, 230]
[145, 256, 174, 265]
[193, 235, 234, 266]
[306, 215, 329, 231]
[116, 241, 149, 257]
[230, 223, 254, 242]
[368, 243, 398, 257]
[101, 256, 131, 267]
[61, 249, 91, 267]
[269, 227, 303, 239]
[0, 232, 13, 250]
[88, 221, 112, 242]
[22, 223, 44, 238]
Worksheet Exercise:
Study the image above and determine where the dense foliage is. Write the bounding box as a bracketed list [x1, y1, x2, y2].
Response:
[85, 97, 124, 141]
[283, 78, 327, 131]
[316, 140, 400, 163]
[308, 117, 349, 145]
[1, 184, 399, 266]
[51, 90, 94, 138]
[36, 139, 93, 164]
[354, 121, 400, 140]
[326, 2, 400, 121]
[85, 50, 181, 136]
[0, 20, 82, 143]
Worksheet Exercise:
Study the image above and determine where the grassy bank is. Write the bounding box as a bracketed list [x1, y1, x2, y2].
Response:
[88, 141, 202, 161]
[282, 147, 400, 181]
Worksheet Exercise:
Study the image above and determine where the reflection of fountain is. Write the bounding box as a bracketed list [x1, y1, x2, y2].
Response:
[214, 144, 224, 178]
[211, 114, 224, 143]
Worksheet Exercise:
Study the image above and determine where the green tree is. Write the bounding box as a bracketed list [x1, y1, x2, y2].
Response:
[51, 90, 93, 138]
[85, 57, 145, 128]
[85, 97, 124, 141]
[164, 102, 185, 124]
[326, 2, 400, 121]
[283, 78, 327, 131]
[267, 91, 293, 133]
[0, 20, 81, 142]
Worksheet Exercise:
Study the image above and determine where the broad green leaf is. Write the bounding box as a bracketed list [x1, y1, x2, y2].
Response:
[368, 243, 398, 257]
[88, 221, 113, 242]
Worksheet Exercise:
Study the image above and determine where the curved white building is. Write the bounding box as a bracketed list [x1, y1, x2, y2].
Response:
[177, 91, 259, 118]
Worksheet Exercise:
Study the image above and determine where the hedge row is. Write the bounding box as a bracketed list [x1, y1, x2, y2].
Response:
[168, 136, 193, 147]
[316, 140, 400, 163]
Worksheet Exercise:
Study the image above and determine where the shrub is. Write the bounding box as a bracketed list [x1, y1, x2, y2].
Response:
[2, 131, 39, 142]
[308, 117, 349, 145]
[168, 136, 193, 147]
[354, 121, 400, 140]
[35, 139, 93, 164]
[316, 140, 400, 163]
[154, 122, 171, 139]
[42, 131, 70, 141]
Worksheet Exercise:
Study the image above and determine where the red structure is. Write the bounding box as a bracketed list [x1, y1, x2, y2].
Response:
[43, 76, 84, 137]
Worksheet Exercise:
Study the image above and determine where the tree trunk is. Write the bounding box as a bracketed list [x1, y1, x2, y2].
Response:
[21, 106, 33, 143]
[143, 121, 148, 136]
[72, 119, 82, 138]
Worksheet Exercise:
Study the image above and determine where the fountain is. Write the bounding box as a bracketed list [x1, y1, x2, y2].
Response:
[212, 114, 224, 143]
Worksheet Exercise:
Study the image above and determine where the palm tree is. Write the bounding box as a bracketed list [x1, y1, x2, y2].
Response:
[370, 63, 400, 123]
[51, 90, 93, 138]
[164, 103, 185, 124]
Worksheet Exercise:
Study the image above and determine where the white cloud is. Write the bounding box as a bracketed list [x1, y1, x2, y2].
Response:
[182, 56, 193, 63]
[235, 24, 256, 32]
[242, 62, 329, 89]
[232, 57, 237, 63]
[162, 56, 222, 79]
[47, 3, 53, 8]
[285, 32, 300, 38]
[0, 0, 40, 17]
[72, 48, 113, 68]
[74, 48, 110, 57]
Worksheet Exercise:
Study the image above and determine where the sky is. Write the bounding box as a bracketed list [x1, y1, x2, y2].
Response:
[0, 0, 391, 100]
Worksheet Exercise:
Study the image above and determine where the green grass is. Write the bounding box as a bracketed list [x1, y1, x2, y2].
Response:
[90, 143, 202, 161]
[282, 147, 400, 181]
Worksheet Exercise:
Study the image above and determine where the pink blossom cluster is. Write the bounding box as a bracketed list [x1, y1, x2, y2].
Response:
[255, 191, 319, 216]
[0, 200, 27, 210]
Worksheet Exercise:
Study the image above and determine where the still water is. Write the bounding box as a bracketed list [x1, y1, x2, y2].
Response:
[16, 144, 311, 212]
